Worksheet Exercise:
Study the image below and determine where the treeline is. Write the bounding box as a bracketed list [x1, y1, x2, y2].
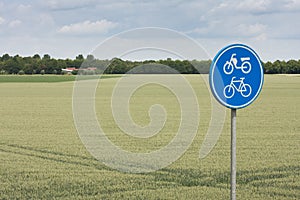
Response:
[0, 54, 299, 74]
[264, 60, 300, 74]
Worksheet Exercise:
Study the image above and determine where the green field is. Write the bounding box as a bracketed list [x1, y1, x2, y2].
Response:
[0, 75, 299, 199]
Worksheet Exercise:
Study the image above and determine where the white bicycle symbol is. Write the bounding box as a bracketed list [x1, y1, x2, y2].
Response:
[223, 77, 252, 98]
[223, 53, 251, 75]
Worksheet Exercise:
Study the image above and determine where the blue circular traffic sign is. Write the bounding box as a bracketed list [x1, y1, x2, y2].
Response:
[209, 44, 264, 109]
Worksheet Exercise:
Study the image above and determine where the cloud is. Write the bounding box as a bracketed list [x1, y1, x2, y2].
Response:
[0, 0, 299, 61]
[44, 0, 96, 10]
[0, 17, 5, 25]
[58, 20, 117, 35]
[185, 20, 221, 36]
[254, 33, 267, 41]
[209, 0, 297, 15]
[38, 14, 55, 26]
[237, 23, 267, 37]
[9, 20, 22, 28]
[187, 22, 268, 40]
[17, 4, 32, 12]
[284, 0, 300, 11]
[236, 0, 271, 13]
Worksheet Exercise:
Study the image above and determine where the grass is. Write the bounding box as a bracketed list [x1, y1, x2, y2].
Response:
[0, 75, 299, 199]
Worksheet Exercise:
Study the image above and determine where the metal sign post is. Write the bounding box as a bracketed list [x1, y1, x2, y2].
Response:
[231, 109, 236, 200]
[209, 44, 264, 199]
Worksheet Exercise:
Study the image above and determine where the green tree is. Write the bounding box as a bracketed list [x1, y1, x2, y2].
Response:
[86, 54, 94, 61]
[43, 54, 51, 60]
[4, 58, 19, 74]
[23, 63, 33, 74]
[1, 54, 11, 61]
[76, 54, 84, 60]
[264, 61, 274, 74]
[33, 54, 41, 60]
[286, 60, 299, 74]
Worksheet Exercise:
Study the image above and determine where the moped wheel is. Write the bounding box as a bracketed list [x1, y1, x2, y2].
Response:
[223, 62, 234, 75]
[223, 85, 235, 98]
[241, 84, 252, 97]
[241, 61, 251, 74]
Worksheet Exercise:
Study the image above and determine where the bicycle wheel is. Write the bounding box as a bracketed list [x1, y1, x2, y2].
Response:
[223, 62, 234, 75]
[223, 85, 235, 98]
[241, 61, 251, 74]
[241, 84, 252, 97]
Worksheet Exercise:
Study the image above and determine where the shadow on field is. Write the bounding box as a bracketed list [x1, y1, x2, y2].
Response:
[153, 165, 299, 199]
[0, 143, 111, 171]
[1, 143, 299, 198]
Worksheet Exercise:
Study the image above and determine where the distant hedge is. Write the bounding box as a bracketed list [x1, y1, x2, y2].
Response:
[0, 54, 299, 74]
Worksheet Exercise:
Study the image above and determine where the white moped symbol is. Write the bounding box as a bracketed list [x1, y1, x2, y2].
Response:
[223, 53, 251, 75]
[223, 77, 252, 98]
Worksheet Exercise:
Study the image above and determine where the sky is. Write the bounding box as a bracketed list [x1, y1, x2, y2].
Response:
[0, 0, 300, 61]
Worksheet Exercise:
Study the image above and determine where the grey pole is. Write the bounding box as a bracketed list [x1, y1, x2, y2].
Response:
[231, 109, 237, 200]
